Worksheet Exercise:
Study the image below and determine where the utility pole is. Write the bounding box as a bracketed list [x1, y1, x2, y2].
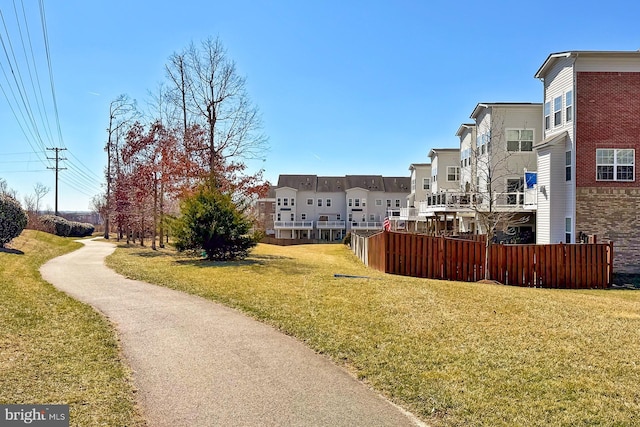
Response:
[47, 147, 67, 216]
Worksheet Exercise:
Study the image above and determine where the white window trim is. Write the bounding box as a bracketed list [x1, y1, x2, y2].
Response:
[565, 90, 573, 122]
[423, 178, 430, 190]
[306, 198, 313, 205]
[447, 166, 460, 182]
[544, 101, 551, 130]
[596, 148, 635, 182]
[506, 128, 534, 152]
[553, 95, 563, 127]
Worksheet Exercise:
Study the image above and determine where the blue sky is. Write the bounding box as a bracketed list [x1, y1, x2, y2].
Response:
[1, 0, 640, 211]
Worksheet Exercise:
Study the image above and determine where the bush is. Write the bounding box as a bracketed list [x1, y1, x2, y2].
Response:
[172, 184, 257, 261]
[342, 232, 352, 246]
[38, 215, 94, 237]
[0, 194, 28, 248]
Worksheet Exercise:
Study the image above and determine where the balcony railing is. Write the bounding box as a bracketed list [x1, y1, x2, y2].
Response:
[398, 207, 419, 220]
[274, 221, 314, 229]
[350, 221, 383, 230]
[316, 220, 346, 229]
[418, 190, 537, 215]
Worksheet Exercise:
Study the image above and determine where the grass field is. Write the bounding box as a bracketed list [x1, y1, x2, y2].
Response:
[0, 230, 145, 426]
[106, 241, 640, 426]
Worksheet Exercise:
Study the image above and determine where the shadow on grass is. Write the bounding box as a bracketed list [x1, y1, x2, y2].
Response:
[174, 253, 294, 269]
[0, 247, 24, 255]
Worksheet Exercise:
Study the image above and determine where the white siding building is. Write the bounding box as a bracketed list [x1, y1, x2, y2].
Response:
[274, 174, 410, 240]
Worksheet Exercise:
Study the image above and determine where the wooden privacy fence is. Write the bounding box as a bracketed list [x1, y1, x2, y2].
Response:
[353, 231, 613, 289]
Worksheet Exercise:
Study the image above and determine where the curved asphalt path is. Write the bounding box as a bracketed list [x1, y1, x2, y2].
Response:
[40, 240, 424, 427]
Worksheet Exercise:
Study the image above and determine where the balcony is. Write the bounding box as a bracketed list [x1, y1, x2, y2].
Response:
[350, 221, 383, 230]
[398, 207, 420, 221]
[419, 190, 537, 216]
[316, 220, 346, 229]
[274, 221, 314, 229]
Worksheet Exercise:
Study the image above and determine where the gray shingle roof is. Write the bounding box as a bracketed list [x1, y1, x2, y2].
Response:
[276, 175, 317, 191]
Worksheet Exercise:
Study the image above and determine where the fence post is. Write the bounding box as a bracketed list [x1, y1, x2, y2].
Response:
[608, 241, 614, 287]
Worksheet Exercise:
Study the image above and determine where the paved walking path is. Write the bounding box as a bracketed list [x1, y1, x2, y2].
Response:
[40, 240, 423, 427]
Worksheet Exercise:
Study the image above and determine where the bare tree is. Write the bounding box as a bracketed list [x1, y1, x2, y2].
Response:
[468, 109, 536, 279]
[0, 178, 17, 199]
[33, 182, 50, 214]
[104, 94, 139, 239]
[165, 37, 268, 183]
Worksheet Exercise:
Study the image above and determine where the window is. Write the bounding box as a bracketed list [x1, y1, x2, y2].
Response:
[354, 199, 360, 207]
[544, 101, 551, 130]
[336, 214, 341, 220]
[386, 199, 391, 208]
[301, 213, 306, 220]
[277, 213, 281, 221]
[290, 213, 294, 220]
[369, 214, 375, 221]
[283, 198, 288, 206]
[565, 90, 573, 122]
[317, 199, 323, 207]
[395, 199, 401, 208]
[423, 178, 430, 190]
[348, 213, 353, 222]
[362, 198, 366, 207]
[554, 96, 562, 126]
[432, 166, 437, 182]
[291, 198, 295, 206]
[507, 129, 534, 152]
[306, 198, 313, 205]
[277, 198, 281, 206]
[565, 218, 572, 243]
[348, 198, 353, 207]
[375, 199, 382, 206]
[596, 149, 635, 181]
[565, 151, 572, 181]
[447, 166, 460, 181]
[326, 199, 331, 207]
[411, 177, 416, 192]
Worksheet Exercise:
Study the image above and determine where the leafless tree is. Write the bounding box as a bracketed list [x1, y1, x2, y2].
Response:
[104, 94, 139, 239]
[0, 178, 17, 199]
[33, 182, 50, 214]
[467, 112, 534, 279]
[165, 37, 268, 182]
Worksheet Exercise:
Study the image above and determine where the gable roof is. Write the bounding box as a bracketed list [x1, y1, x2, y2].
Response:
[470, 102, 542, 119]
[535, 50, 640, 79]
[455, 123, 475, 137]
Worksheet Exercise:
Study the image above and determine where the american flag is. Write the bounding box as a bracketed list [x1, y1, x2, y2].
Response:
[383, 216, 391, 231]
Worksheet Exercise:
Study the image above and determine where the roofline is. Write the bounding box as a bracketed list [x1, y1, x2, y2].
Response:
[535, 50, 640, 79]
[470, 102, 543, 119]
[455, 123, 475, 137]
[428, 148, 460, 158]
[409, 163, 431, 170]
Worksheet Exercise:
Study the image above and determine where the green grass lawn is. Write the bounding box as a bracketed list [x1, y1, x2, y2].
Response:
[106, 241, 640, 427]
[0, 230, 145, 426]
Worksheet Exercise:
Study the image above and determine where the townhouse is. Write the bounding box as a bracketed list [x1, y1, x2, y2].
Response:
[255, 187, 276, 236]
[273, 174, 410, 241]
[535, 50, 640, 273]
[402, 163, 432, 232]
[412, 104, 540, 241]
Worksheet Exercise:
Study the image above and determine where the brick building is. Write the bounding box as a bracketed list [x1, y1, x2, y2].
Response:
[535, 51, 640, 273]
